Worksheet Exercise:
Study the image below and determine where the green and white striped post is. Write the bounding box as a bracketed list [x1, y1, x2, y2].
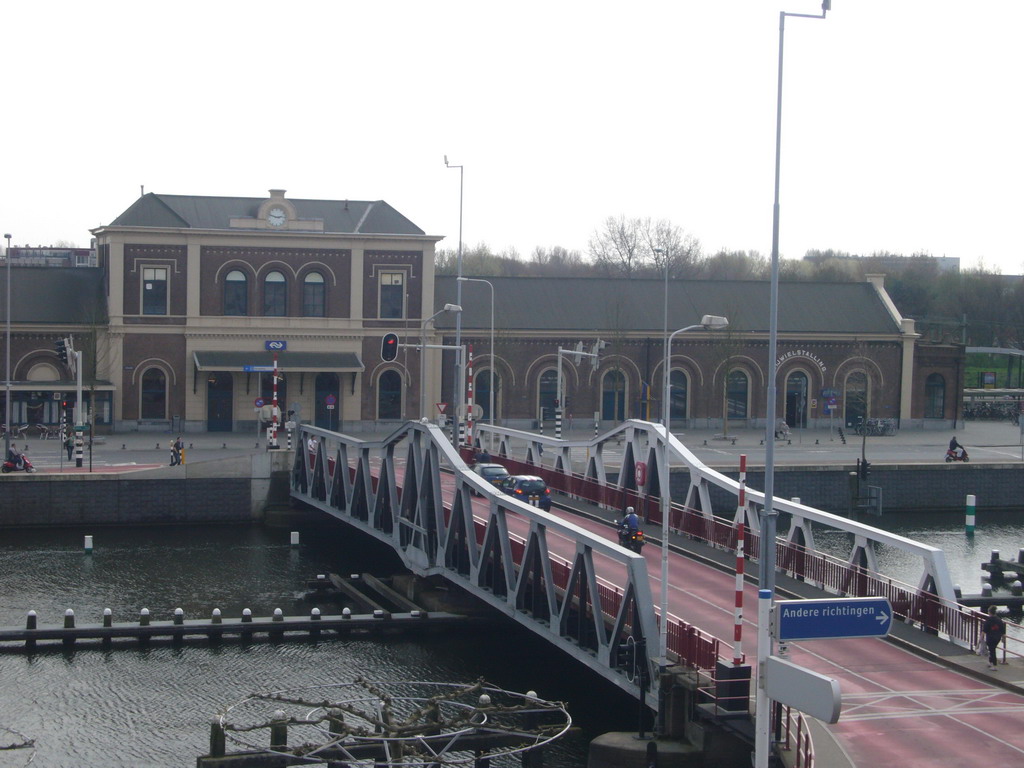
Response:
[965, 494, 976, 535]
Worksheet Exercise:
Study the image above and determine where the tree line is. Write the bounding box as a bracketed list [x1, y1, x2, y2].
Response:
[435, 215, 1024, 348]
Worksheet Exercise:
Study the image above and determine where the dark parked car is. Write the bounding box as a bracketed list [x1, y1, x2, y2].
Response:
[500, 474, 552, 511]
[471, 462, 510, 491]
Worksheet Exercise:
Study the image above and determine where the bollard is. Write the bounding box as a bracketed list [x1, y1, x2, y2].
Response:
[84, 535, 93, 553]
[273, 608, 284, 622]
[342, 607, 352, 619]
[270, 710, 288, 749]
[241, 608, 252, 623]
[982, 583, 993, 597]
[209, 718, 226, 757]
[373, 609, 385, 619]
[965, 494, 976, 535]
[174, 607, 184, 625]
[954, 585, 963, 599]
[63, 609, 75, 629]
[991, 550, 1001, 563]
[26, 610, 37, 630]
[310, 608, 322, 621]
[328, 708, 345, 738]
[290, 531, 300, 547]
[211, 608, 222, 624]
[140, 608, 150, 626]
[103, 608, 113, 628]
[1013, 581, 1023, 597]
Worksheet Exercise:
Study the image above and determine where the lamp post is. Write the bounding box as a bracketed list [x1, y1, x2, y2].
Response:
[757, 4, 831, 768]
[660, 314, 728, 701]
[654, 247, 667, 423]
[419, 303, 462, 420]
[4, 233, 11, 459]
[457, 276, 495, 449]
[444, 156, 465, 443]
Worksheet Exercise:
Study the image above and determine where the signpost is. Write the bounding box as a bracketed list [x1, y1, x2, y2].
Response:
[774, 597, 892, 642]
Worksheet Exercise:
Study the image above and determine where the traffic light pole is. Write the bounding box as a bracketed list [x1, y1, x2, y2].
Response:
[75, 349, 83, 468]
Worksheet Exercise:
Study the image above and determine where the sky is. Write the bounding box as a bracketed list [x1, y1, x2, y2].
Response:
[5, 1, 1023, 273]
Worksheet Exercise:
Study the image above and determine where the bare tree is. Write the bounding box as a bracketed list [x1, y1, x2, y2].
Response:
[639, 218, 703, 278]
[589, 216, 645, 278]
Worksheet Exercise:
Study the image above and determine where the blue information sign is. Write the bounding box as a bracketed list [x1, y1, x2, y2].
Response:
[243, 365, 275, 372]
[774, 597, 892, 642]
[265, 340, 287, 351]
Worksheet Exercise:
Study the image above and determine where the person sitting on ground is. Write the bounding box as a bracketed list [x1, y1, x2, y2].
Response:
[949, 435, 965, 458]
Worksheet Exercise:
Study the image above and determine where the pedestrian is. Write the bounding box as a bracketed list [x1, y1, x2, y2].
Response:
[982, 606, 1006, 670]
[174, 435, 185, 465]
[170, 436, 182, 466]
[65, 433, 74, 461]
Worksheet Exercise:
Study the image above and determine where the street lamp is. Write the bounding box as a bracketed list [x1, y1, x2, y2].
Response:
[757, 4, 831, 768]
[420, 303, 462, 419]
[659, 314, 728, 698]
[444, 156, 465, 442]
[4, 232, 11, 459]
[457, 276, 495, 449]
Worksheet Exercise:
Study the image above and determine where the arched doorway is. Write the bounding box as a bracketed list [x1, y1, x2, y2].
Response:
[141, 368, 167, 419]
[601, 370, 626, 421]
[845, 371, 868, 428]
[315, 372, 340, 430]
[206, 372, 233, 431]
[538, 369, 557, 421]
[378, 370, 402, 419]
[476, 369, 500, 421]
[785, 371, 809, 428]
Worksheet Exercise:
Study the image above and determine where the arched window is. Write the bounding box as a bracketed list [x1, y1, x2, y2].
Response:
[925, 373, 945, 419]
[666, 369, 688, 423]
[538, 369, 557, 420]
[224, 270, 247, 316]
[476, 370, 499, 420]
[845, 371, 868, 428]
[601, 370, 626, 421]
[303, 272, 326, 317]
[140, 368, 167, 419]
[263, 271, 287, 316]
[378, 370, 402, 419]
[726, 370, 748, 419]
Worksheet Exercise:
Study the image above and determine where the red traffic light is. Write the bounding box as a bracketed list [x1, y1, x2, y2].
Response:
[381, 333, 399, 362]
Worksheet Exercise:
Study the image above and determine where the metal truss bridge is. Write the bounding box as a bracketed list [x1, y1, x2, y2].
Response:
[290, 419, 970, 716]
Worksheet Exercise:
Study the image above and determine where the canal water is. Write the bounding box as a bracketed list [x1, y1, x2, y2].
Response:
[0, 523, 634, 768]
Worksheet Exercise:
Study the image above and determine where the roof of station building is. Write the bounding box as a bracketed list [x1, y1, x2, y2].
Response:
[433, 275, 901, 335]
[104, 193, 426, 236]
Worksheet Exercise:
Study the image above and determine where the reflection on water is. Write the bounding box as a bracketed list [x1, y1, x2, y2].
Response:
[0, 524, 630, 767]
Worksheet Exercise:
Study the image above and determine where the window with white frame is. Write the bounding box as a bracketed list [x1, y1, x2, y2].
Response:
[142, 267, 168, 315]
[379, 272, 405, 319]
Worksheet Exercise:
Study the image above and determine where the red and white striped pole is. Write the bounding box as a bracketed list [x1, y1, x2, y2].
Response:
[466, 345, 474, 446]
[271, 352, 279, 449]
[733, 454, 747, 666]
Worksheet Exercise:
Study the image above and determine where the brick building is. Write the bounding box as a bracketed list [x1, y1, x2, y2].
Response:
[0, 189, 966, 435]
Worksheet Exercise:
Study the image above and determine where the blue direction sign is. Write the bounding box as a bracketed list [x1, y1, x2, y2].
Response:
[774, 597, 892, 642]
[243, 365, 276, 372]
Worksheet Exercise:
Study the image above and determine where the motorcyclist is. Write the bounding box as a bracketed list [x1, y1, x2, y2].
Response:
[7, 447, 23, 469]
[620, 506, 640, 534]
[949, 436, 964, 459]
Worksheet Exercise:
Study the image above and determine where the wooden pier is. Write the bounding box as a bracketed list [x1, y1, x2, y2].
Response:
[0, 573, 478, 651]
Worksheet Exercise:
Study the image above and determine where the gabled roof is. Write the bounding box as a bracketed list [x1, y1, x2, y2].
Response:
[107, 193, 426, 236]
[0, 267, 107, 324]
[434, 276, 901, 335]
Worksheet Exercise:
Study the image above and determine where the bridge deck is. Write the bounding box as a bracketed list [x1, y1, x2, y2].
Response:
[293, 423, 1024, 768]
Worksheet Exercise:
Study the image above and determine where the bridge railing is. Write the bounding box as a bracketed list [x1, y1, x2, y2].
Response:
[472, 420, 964, 643]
